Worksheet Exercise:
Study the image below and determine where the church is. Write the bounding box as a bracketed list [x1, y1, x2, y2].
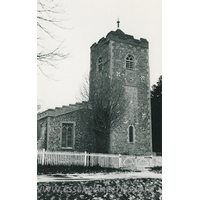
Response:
[37, 24, 153, 156]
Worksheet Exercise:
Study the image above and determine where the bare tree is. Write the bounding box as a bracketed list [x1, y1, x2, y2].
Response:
[78, 72, 129, 153]
[37, 104, 41, 111]
[76, 73, 90, 102]
[37, 0, 69, 77]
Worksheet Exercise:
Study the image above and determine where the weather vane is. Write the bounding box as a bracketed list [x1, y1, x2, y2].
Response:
[117, 18, 120, 28]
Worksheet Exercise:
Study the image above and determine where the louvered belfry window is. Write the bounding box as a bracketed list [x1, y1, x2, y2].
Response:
[126, 55, 134, 70]
[61, 124, 73, 148]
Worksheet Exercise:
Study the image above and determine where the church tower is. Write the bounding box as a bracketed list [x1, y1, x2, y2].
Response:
[90, 25, 152, 155]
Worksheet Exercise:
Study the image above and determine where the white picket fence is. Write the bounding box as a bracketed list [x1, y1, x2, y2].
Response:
[37, 149, 162, 171]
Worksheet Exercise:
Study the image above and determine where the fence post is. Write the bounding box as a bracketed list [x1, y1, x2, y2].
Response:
[84, 151, 87, 166]
[119, 154, 121, 168]
[149, 156, 153, 167]
[135, 156, 138, 170]
[42, 149, 45, 165]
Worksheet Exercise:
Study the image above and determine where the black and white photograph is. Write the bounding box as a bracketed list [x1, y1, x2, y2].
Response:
[37, 0, 162, 199]
[2, 0, 200, 199]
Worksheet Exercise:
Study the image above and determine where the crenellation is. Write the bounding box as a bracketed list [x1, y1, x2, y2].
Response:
[90, 29, 152, 155]
[90, 37, 110, 51]
[38, 28, 153, 155]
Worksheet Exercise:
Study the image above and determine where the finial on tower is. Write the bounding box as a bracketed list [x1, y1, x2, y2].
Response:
[117, 18, 120, 29]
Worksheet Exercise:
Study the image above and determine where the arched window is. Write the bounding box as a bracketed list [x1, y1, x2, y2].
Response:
[129, 125, 134, 143]
[98, 57, 103, 71]
[126, 55, 134, 70]
[61, 124, 73, 148]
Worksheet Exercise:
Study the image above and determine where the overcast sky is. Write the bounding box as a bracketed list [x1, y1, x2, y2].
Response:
[37, 0, 162, 111]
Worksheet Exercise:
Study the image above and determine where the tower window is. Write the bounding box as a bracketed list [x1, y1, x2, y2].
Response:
[126, 55, 134, 70]
[129, 125, 135, 143]
[61, 123, 73, 148]
[98, 57, 103, 72]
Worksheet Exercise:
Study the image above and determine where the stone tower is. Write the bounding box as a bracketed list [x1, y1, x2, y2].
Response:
[90, 28, 152, 155]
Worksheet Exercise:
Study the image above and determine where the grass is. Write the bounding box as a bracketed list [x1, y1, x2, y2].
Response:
[149, 166, 162, 174]
[37, 178, 162, 199]
[37, 164, 137, 175]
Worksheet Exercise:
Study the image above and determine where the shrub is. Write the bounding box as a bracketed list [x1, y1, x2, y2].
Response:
[149, 166, 162, 173]
[37, 164, 132, 175]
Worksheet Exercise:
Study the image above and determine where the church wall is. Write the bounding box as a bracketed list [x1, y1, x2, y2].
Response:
[37, 117, 48, 150]
[90, 39, 111, 87]
[109, 40, 152, 155]
[38, 110, 96, 152]
[37, 29, 153, 156]
[90, 40, 111, 153]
